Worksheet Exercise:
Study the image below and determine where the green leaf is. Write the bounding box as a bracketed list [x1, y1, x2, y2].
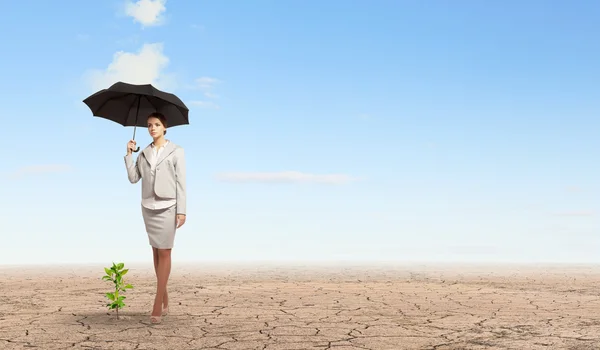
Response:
[125, 284, 133, 289]
[101, 276, 111, 281]
[117, 262, 124, 270]
[106, 292, 115, 301]
[121, 269, 129, 276]
[104, 267, 112, 276]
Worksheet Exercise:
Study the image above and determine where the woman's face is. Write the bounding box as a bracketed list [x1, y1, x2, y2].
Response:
[147, 117, 165, 138]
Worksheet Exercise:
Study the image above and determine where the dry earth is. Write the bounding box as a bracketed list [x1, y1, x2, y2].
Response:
[1, 262, 600, 349]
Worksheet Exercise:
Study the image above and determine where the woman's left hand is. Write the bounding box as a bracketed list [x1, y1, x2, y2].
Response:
[176, 214, 186, 228]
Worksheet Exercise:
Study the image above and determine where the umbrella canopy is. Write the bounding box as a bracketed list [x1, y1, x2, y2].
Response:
[83, 81, 189, 152]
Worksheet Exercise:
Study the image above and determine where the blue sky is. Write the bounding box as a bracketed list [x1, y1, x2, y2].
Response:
[0, 0, 598, 265]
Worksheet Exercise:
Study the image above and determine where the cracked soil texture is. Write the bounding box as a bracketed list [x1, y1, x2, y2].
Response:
[1, 263, 600, 350]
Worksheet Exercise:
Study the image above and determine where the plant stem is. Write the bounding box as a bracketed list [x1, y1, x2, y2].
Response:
[116, 281, 119, 319]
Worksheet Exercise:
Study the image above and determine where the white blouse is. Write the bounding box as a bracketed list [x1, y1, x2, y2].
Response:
[142, 140, 177, 210]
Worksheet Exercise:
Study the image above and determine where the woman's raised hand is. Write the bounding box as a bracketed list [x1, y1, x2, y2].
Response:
[127, 140, 137, 155]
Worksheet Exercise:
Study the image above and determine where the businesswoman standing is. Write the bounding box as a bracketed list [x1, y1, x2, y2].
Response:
[124, 112, 187, 324]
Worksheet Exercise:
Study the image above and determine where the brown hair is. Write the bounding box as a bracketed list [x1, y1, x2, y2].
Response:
[147, 112, 168, 135]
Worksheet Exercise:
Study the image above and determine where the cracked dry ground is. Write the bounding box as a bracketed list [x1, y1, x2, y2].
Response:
[2, 264, 600, 350]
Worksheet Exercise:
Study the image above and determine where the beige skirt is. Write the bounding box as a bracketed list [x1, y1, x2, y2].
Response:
[141, 204, 177, 249]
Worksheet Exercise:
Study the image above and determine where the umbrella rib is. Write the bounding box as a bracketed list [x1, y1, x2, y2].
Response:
[144, 95, 159, 114]
[143, 95, 188, 126]
[95, 92, 134, 117]
[126, 94, 142, 126]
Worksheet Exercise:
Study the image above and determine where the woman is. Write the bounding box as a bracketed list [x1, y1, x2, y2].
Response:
[124, 112, 187, 324]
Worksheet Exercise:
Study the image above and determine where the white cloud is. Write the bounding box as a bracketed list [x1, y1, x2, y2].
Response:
[188, 77, 222, 108]
[196, 77, 220, 90]
[188, 100, 220, 109]
[565, 186, 584, 193]
[9, 165, 72, 179]
[552, 211, 595, 217]
[84, 42, 176, 92]
[215, 171, 358, 185]
[124, 0, 167, 27]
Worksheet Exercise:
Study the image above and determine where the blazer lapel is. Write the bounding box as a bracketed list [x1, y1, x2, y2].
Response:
[156, 142, 175, 166]
[141, 144, 153, 165]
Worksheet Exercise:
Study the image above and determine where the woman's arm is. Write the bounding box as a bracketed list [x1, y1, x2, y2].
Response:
[174, 147, 186, 215]
[124, 154, 141, 183]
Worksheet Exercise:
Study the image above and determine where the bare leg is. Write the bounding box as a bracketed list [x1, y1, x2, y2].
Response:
[152, 248, 172, 317]
[152, 247, 169, 309]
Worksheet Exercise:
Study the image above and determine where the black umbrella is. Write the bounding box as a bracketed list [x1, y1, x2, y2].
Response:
[83, 81, 189, 152]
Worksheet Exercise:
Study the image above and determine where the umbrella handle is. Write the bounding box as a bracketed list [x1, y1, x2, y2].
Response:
[132, 124, 141, 152]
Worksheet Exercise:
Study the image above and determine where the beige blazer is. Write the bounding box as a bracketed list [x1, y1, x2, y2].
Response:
[124, 141, 187, 215]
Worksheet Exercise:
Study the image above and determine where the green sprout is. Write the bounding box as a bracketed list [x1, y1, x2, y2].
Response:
[102, 262, 133, 319]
